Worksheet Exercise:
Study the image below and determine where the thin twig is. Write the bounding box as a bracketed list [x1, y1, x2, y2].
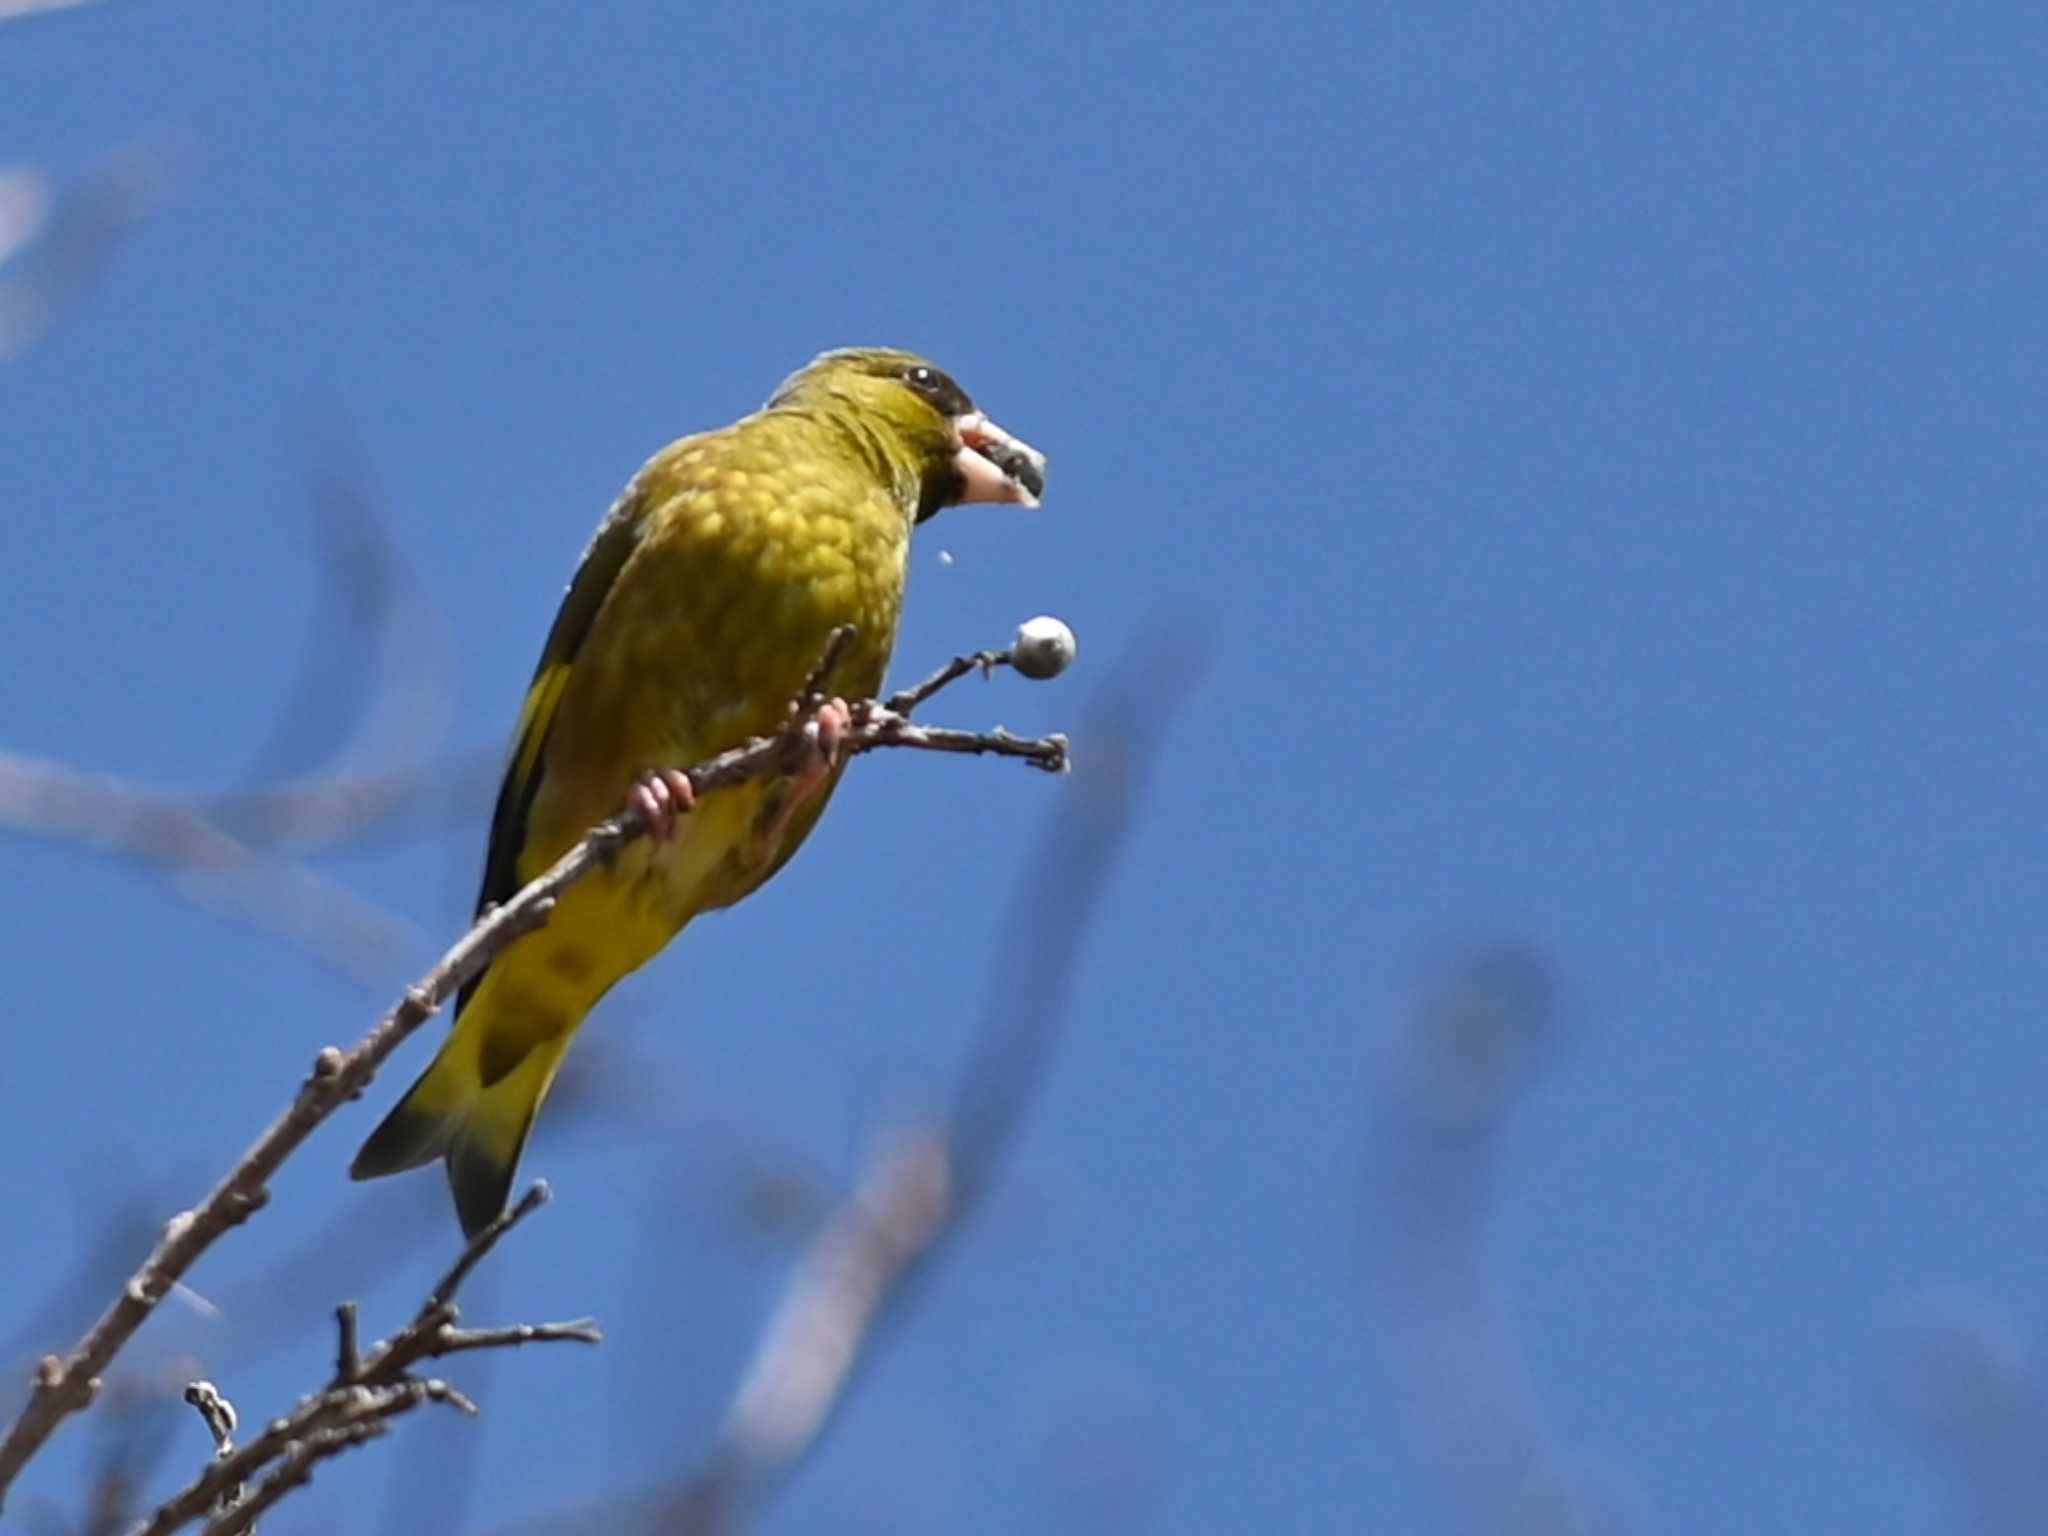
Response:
[177, 1386, 234, 1460]
[426, 1183, 550, 1316]
[196, 1392, 437, 1536]
[795, 625, 856, 713]
[135, 1186, 592, 1536]
[430, 1321, 605, 1357]
[851, 711, 1069, 774]
[0, 633, 1063, 1511]
[176, 1384, 239, 1524]
[882, 647, 1012, 715]
[332, 1305, 359, 1387]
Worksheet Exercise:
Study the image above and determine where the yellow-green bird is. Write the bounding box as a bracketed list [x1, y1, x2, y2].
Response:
[350, 348, 1046, 1236]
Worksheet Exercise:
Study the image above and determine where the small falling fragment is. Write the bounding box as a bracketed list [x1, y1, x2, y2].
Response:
[170, 1280, 223, 1321]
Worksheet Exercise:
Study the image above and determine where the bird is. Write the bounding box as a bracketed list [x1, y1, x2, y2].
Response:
[349, 348, 1046, 1236]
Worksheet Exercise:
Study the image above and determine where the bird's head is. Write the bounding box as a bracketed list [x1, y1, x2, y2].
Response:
[767, 347, 1047, 523]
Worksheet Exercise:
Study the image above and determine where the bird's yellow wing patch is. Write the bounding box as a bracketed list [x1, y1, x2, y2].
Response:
[459, 475, 671, 1011]
[507, 662, 571, 811]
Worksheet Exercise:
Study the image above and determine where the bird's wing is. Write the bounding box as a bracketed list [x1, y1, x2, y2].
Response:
[472, 492, 651, 933]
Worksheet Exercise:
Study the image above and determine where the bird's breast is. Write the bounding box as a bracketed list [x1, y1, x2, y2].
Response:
[526, 445, 909, 914]
[643, 461, 907, 722]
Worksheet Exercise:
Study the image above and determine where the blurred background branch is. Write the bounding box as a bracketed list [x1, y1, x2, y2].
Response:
[0, 427, 453, 990]
[0, 624, 1073, 1514]
[1360, 941, 1615, 1535]
[505, 624, 1201, 1534]
[0, 141, 167, 361]
[0, 0, 111, 21]
[1876, 1294, 2048, 1535]
[15, 5, 2043, 1530]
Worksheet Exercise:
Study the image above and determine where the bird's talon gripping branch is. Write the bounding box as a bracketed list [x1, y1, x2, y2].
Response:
[805, 697, 852, 791]
[751, 696, 853, 865]
[626, 768, 696, 842]
[349, 349, 1049, 1246]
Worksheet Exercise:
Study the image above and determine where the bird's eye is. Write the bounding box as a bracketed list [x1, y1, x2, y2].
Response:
[899, 364, 969, 414]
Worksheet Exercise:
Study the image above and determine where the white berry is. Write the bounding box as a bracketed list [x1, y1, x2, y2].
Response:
[1011, 615, 1077, 680]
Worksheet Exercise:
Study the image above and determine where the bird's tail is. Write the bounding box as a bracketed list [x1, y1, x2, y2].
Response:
[349, 986, 575, 1238]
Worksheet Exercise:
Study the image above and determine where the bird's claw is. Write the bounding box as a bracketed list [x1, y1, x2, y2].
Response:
[627, 768, 696, 841]
[748, 697, 852, 866]
[794, 697, 853, 797]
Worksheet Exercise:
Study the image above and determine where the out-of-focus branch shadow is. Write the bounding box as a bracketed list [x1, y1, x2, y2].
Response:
[1030, 1360, 1168, 1535]
[0, 425, 462, 990]
[1360, 940, 1617, 1535]
[1, 1193, 231, 1531]
[15, 1373, 187, 1536]
[1876, 1293, 2048, 1534]
[0, 141, 169, 361]
[0, 425, 487, 1509]
[0, 754, 429, 985]
[672, 624, 1202, 1533]
[0, 1197, 165, 1384]
[214, 424, 464, 853]
[496, 620, 1202, 1534]
[0, 0, 113, 21]
[0, 166, 52, 267]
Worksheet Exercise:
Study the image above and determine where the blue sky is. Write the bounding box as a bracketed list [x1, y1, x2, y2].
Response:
[4, 2, 2047, 1531]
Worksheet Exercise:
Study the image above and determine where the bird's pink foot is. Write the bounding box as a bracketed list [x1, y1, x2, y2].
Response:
[748, 697, 853, 864]
[626, 767, 696, 841]
[792, 697, 852, 802]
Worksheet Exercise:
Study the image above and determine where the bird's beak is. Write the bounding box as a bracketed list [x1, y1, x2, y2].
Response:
[951, 411, 1047, 508]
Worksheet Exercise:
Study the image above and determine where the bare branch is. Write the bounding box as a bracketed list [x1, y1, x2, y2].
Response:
[430, 1321, 605, 1357]
[425, 1183, 551, 1318]
[0, 632, 1066, 1510]
[332, 1305, 359, 1387]
[135, 1185, 592, 1536]
[174, 1386, 238, 1524]
[882, 647, 1012, 715]
[794, 624, 857, 714]
[851, 710, 1068, 774]
[18, 1377, 188, 1536]
[195, 1382, 451, 1536]
[176, 1386, 234, 1460]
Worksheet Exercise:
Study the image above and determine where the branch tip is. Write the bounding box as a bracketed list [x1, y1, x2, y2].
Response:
[0, 628, 1066, 1510]
[333, 1303, 360, 1384]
